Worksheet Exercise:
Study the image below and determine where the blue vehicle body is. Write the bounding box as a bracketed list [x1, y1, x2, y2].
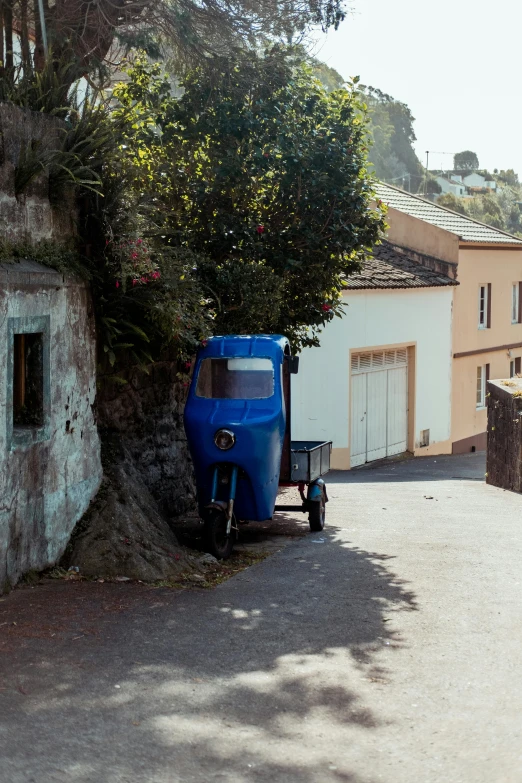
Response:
[184, 334, 289, 521]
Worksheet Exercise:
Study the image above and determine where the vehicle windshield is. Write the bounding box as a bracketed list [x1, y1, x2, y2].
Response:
[195, 357, 275, 399]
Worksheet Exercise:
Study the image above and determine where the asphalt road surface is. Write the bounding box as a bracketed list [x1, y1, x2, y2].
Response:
[2, 452, 522, 783]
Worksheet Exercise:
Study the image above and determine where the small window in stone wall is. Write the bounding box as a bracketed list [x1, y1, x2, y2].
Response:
[13, 333, 44, 427]
[7, 315, 51, 449]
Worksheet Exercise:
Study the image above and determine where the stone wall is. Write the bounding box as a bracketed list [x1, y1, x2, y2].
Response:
[0, 261, 102, 590]
[58, 364, 196, 583]
[0, 102, 76, 243]
[0, 103, 101, 591]
[486, 378, 522, 493]
[97, 363, 195, 519]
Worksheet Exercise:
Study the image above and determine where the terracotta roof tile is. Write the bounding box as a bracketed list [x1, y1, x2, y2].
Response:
[346, 242, 458, 290]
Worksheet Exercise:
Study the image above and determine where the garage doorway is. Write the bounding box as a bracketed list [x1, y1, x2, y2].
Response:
[350, 349, 408, 468]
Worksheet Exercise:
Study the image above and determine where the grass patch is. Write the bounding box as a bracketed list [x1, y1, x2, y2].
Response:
[154, 549, 273, 590]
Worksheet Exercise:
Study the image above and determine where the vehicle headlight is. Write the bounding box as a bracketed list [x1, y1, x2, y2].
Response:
[214, 429, 236, 450]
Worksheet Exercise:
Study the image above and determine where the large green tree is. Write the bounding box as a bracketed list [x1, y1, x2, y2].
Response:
[453, 150, 479, 170]
[358, 86, 424, 192]
[109, 50, 385, 350]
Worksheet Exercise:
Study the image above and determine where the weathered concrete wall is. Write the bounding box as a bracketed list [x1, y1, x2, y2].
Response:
[0, 102, 77, 243]
[486, 378, 522, 492]
[0, 261, 102, 590]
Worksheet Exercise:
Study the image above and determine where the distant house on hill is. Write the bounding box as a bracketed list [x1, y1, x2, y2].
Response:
[452, 170, 497, 192]
[430, 170, 497, 197]
[434, 175, 467, 197]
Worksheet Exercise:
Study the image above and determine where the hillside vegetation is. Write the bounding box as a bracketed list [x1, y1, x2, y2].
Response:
[313, 59, 522, 236]
[437, 171, 522, 236]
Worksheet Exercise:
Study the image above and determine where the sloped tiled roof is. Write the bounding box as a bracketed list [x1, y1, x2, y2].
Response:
[375, 183, 522, 245]
[345, 242, 458, 290]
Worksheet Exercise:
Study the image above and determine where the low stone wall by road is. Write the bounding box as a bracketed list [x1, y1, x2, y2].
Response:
[486, 378, 522, 493]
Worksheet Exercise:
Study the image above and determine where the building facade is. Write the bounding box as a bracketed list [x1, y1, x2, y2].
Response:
[375, 183, 522, 453]
[292, 242, 456, 469]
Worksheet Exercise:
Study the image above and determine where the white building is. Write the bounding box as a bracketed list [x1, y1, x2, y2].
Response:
[435, 175, 467, 197]
[292, 242, 457, 469]
[453, 172, 497, 191]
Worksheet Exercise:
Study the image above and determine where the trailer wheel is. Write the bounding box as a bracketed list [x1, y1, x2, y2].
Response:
[203, 509, 236, 560]
[308, 489, 326, 532]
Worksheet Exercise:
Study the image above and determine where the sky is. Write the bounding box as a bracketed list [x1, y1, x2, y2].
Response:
[311, 0, 522, 176]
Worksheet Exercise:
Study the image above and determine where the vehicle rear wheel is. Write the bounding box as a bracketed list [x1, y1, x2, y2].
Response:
[203, 509, 236, 560]
[308, 489, 326, 532]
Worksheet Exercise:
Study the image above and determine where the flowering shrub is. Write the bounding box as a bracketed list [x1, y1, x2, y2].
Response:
[110, 238, 161, 290]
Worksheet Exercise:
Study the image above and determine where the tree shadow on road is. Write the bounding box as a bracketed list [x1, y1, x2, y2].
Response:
[0, 525, 417, 783]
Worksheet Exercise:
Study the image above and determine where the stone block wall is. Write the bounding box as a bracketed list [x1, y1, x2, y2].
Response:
[96, 363, 195, 519]
[0, 102, 77, 243]
[486, 378, 522, 493]
[0, 102, 100, 591]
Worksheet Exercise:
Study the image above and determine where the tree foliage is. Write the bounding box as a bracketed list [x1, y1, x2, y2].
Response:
[1, 47, 384, 363]
[115, 51, 384, 348]
[436, 193, 468, 215]
[453, 150, 479, 170]
[0, 0, 346, 91]
[79, 49, 385, 359]
[496, 168, 519, 188]
[311, 58, 346, 92]
[358, 86, 423, 191]
[437, 188, 522, 234]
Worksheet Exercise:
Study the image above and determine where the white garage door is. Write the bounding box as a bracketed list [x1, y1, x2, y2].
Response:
[350, 349, 408, 468]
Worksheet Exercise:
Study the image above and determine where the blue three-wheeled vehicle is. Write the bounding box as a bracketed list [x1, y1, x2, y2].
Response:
[184, 335, 331, 559]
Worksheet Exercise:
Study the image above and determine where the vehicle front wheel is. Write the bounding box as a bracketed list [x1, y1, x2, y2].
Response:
[308, 490, 326, 532]
[203, 509, 236, 560]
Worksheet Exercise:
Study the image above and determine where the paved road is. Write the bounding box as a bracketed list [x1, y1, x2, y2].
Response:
[2, 452, 522, 783]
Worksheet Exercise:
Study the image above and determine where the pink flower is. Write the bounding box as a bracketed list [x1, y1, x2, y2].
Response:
[131, 252, 138, 260]
[115, 281, 120, 288]
[201, 339, 208, 347]
[322, 303, 331, 312]
[184, 361, 191, 370]
[136, 239, 143, 245]
[151, 271, 161, 280]
[132, 278, 138, 286]
[256, 225, 265, 234]
[140, 277, 147, 283]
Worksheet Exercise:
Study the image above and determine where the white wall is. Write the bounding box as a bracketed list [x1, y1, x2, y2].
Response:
[462, 173, 488, 188]
[436, 177, 466, 197]
[291, 287, 454, 468]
